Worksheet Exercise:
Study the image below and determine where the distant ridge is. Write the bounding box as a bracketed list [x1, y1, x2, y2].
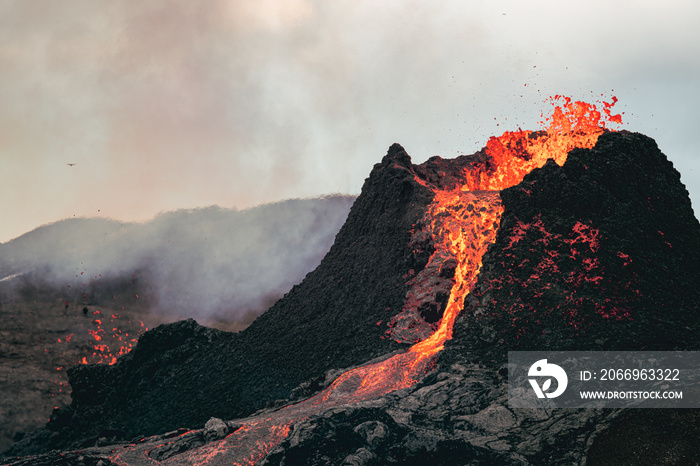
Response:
[0, 196, 356, 324]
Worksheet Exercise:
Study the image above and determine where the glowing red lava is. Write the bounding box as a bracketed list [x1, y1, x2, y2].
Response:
[110, 96, 622, 464]
[74, 312, 146, 366]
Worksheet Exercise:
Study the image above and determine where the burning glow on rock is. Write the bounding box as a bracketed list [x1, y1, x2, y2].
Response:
[465, 95, 622, 191]
[55, 312, 146, 369]
[78, 313, 146, 365]
[109, 96, 622, 464]
[409, 191, 503, 357]
[307, 191, 505, 405]
[303, 93, 622, 439]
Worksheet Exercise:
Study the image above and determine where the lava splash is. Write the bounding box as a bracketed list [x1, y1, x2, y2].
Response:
[108, 96, 622, 464]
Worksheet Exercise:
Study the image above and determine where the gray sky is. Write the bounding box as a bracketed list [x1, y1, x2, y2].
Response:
[2, 0, 699, 243]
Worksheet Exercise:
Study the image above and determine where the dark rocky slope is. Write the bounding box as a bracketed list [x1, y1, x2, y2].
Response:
[259, 131, 700, 465]
[445, 130, 700, 365]
[4, 132, 699, 465]
[5, 144, 434, 455]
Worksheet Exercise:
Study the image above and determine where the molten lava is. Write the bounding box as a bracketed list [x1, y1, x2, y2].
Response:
[109, 96, 622, 464]
[65, 312, 146, 366]
[465, 96, 621, 191]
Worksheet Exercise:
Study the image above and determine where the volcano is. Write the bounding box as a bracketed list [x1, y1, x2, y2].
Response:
[3, 99, 700, 465]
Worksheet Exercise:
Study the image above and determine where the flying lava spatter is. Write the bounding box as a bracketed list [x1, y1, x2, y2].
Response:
[110, 96, 622, 464]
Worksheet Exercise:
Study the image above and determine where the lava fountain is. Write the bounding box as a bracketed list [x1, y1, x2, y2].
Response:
[110, 96, 622, 465]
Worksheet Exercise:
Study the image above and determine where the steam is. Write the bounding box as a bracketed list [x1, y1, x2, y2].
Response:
[0, 196, 355, 324]
[2, 0, 699, 244]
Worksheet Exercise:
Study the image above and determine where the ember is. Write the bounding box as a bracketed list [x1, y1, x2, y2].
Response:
[108, 96, 623, 464]
[74, 313, 146, 366]
[52, 311, 147, 401]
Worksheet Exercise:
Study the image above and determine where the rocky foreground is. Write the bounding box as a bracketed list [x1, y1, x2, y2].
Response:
[4, 131, 700, 465]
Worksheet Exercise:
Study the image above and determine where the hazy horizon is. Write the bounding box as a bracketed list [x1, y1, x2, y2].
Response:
[0, 195, 356, 323]
[0, 193, 356, 244]
[2, 1, 699, 243]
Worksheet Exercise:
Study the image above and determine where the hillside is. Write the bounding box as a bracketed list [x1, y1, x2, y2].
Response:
[0, 196, 354, 454]
[4, 129, 700, 464]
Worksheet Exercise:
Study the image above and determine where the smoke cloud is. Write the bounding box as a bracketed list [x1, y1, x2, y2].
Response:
[0, 196, 355, 325]
[1, 0, 699, 243]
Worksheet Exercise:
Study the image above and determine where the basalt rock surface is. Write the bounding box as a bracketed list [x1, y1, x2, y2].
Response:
[4, 133, 700, 465]
[444, 131, 700, 366]
[5, 144, 435, 456]
[439, 130, 700, 464]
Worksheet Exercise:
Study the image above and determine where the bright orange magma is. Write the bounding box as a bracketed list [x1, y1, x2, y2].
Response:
[465, 96, 620, 191]
[405, 96, 620, 362]
[110, 96, 622, 465]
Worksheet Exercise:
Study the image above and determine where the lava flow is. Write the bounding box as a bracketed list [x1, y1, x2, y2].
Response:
[110, 96, 622, 465]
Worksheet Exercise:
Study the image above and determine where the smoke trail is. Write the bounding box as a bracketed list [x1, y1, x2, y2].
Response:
[0, 196, 355, 325]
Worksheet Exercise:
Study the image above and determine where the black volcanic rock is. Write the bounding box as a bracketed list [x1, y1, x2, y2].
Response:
[5, 132, 700, 465]
[445, 131, 700, 365]
[5, 144, 437, 455]
[256, 131, 700, 465]
[260, 404, 522, 466]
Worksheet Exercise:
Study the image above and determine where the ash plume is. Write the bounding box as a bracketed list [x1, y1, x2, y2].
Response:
[4, 0, 698, 245]
[0, 196, 355, 325]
